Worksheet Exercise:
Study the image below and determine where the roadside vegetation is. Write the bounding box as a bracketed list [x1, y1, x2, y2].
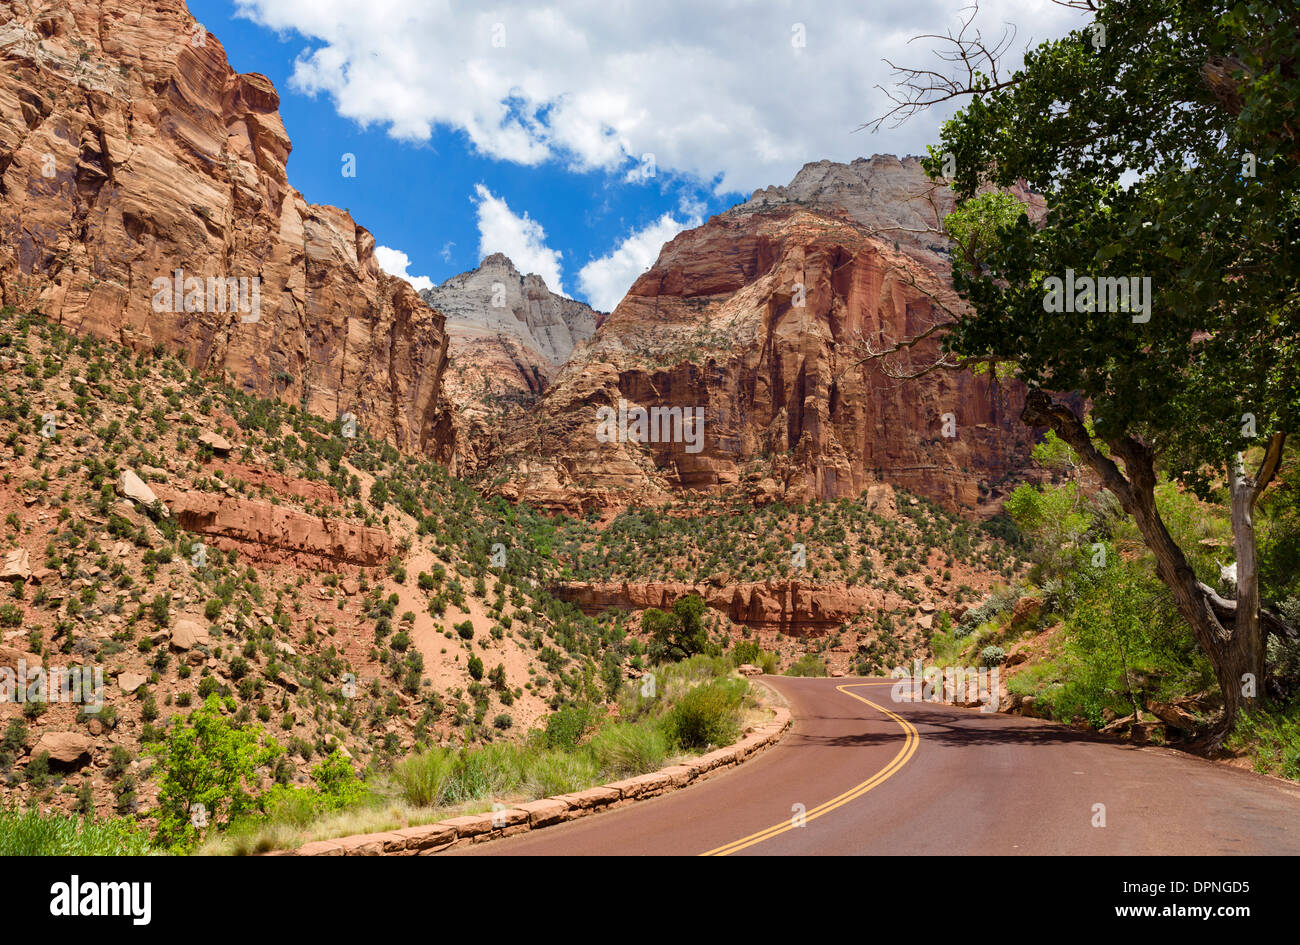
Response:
[196, 653, 760, 855]
[937, 433, 1300, 777]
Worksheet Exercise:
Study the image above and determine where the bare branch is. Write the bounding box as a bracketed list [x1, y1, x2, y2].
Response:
[863, 3, 1022, 133]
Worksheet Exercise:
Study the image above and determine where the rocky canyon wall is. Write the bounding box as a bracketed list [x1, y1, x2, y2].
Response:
[0, 0, 448, 453]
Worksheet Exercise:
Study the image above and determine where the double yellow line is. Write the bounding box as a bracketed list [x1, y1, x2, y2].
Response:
[700, 681, 919, 856]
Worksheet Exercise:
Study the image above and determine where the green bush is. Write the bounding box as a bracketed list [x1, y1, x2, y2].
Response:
[979, 645, 1006, 667]
[392, 747, 457, 807]
[665, 678, 745, 750]
[522, 750, 598, 798]
[785, 654, 828, 677]
[543, 703, 592, 750]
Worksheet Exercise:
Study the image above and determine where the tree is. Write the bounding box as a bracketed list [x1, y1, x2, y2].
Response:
[147, 695, 282, 850]
[642, 594, 709, 662]
[876, 0, 1300, 734]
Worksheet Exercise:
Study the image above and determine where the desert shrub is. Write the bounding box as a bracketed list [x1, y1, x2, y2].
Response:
[664, 678, 745, 750]
[146, 695, 283, 851]
[543, 703, 592, 751]
[955, 586, 1021, 638]
[392, 747, 456, 807]
[979, 645, 1006, 667]
[785, 654, 828, 677]
[522, 750, 598, 798]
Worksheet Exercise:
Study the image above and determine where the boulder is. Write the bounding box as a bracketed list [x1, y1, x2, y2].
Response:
[1011, 596, 1043, 628]
[170, 619, 210, 650]
[118, 672, 147, 694]
[0, 549, 30, 582]
[117, 470, 168, 517]
[198, 431, 233, 453]
[32, 731, 94, 765]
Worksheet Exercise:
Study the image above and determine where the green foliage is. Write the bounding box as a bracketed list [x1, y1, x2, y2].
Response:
[784, 654, 828, 677]
[587, 721, 670, 778]
[543, 703, 592, 751]
[731, 639, 778, 674]
[943, 191, 1026, 276]
[664, 677, 746, 749]
[1043, 557, 1212, 727]
[0, 808, 153, 856]
[1005, 482, 1093, 582]
[146, 695, 283, 851]
[642, 594, 709, 662]
[1227, 701, 1300, 781]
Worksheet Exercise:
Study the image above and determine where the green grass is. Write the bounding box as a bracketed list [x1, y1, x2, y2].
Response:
[1228, 701, 1300, 781]
[0, 808, 154, 856]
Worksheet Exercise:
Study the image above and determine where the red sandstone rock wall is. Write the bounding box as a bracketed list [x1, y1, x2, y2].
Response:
[494, 208, 1036, 515]
[553, 579, 878, 637]
[0, 0, 448, 453]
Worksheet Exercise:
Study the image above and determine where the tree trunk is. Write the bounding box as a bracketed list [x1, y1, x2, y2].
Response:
[1019, 392, 1274, 737]
[1226, 456, 1267, 717]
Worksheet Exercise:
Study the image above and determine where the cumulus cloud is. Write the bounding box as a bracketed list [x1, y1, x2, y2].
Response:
[233, 1, 1082, 195]
[472, 184, 566, 294]
[373, 245, 435, 292]
[578, 212, 700, 312]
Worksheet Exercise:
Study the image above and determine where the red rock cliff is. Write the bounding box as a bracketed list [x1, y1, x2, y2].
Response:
[0, 0, 448, 452]
[491, 158, 1038, 514]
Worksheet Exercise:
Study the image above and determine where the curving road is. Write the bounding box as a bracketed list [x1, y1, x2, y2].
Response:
[457, 676, 1300, 856]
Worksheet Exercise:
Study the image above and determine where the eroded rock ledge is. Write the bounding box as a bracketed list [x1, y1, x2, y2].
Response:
[552, 579, 875, 636]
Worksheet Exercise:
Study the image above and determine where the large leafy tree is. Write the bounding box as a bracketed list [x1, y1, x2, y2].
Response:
[643, 594, 710, 662]
[148, 695, 283, 849]
[884, 0, 1299, 733]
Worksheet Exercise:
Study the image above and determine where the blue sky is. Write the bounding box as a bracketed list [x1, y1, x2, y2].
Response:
[186, 1, 1078, 310]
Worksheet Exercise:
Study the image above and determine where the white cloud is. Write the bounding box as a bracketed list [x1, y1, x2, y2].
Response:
[472, 184, 565, 293]
[578, 212, 700, 312]
[233, 1, 1084, 196]
[373, 245, 435, 292]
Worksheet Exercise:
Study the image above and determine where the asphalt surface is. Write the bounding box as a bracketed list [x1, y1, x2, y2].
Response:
[458, 676, 1300, 856]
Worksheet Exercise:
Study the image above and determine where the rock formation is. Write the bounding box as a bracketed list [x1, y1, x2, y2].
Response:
[0, 0, 448, 453]
[155, 486, 394, 568]
[421, 253, 599, 475]
[553, 579, 877, 637]
[421, 252, 599, 386]
[489, 156, 1040, 514]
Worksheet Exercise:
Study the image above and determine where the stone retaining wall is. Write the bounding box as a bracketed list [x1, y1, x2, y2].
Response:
[281, 704, 791, 856]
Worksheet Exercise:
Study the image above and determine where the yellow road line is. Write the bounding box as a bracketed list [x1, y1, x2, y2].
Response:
[700, 680, 919, 856]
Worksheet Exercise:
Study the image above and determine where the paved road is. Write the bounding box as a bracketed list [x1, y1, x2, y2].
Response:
[458, 676, 1300, 856]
